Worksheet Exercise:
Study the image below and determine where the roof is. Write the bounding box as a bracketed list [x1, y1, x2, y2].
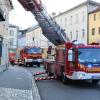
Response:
[54, 0, 100, 18]
[27, 24, 39, 33]
[9, 24, 19, 28]
[89, 7, 100, 14]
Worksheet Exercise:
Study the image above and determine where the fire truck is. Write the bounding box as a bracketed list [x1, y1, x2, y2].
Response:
[9, 49, 16, 65]
[18, 0, 100, 84]
[18, 46, 43, 67]
[45, 42, 100, 84]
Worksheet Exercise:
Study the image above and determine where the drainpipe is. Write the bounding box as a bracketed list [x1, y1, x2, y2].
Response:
[87, 3, 89, 44]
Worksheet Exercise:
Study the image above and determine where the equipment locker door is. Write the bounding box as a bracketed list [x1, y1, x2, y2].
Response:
[67, 49, 76, 76]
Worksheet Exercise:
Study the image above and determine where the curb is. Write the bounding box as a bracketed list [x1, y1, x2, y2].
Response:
[32, 77, 41, 100]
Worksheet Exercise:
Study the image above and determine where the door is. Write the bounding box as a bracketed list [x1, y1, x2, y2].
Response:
[67, 48, 76, 76]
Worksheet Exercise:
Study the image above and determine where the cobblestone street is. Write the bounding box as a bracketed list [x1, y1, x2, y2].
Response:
[0, 87, 33, 100]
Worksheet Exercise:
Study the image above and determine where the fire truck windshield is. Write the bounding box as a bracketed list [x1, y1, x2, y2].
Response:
[78, 48, 100, 63]
[26, 48, 42, 54]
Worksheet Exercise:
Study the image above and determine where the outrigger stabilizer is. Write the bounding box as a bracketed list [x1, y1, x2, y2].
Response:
[34, 71, 57, 81]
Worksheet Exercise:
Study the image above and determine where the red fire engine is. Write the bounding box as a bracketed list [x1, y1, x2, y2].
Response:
[18, 46, 43, 67]
[18, 0, 100, 84]
[44, 42, 100, 84]
[9, 49, 16, 65]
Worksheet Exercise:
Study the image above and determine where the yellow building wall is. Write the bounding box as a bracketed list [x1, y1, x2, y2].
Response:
[89, 11, 100, 43]
[42, 48, 48, 59]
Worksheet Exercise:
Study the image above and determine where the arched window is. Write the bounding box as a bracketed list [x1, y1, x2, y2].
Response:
[70, 31, 72, 40]
[76, 30, 78, 40]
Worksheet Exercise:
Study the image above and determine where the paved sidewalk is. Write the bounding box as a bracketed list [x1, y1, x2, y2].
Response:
[0, 66, 41, 100]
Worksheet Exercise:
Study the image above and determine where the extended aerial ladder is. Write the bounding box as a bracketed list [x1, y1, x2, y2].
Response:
[18, 0, 70, 45]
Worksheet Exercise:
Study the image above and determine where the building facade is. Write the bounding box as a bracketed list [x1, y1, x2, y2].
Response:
[54, 0, 100, 44]
[8, 24, 19, 49]
[0, 0, 13, 71]
[26, 25, 50, 48]
[89, 7, 100, 43]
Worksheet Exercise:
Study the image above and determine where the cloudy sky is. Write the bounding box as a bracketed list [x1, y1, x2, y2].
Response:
[9, 0, 100, 29]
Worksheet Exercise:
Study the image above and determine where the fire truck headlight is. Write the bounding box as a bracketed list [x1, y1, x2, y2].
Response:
[78, 73, 86, 79]
[87, 64, 92, 68]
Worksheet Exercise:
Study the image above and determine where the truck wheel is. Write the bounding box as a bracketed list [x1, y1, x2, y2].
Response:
[24, 61, 27, 67]
[92, 80, 99, 84]
[37, 63, 40, 67]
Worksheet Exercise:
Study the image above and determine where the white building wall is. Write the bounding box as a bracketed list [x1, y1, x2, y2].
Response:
[26, 25, 53, 48]
[54, 3, 99, 44]
[18, 36, 26, 49]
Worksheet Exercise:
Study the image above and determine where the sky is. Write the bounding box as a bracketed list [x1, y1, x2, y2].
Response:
[9, 0, 100, 29]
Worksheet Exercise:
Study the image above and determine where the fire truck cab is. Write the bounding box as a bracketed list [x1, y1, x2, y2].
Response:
[19, 46, 43, 67]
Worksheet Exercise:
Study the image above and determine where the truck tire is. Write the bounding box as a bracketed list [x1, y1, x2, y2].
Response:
[37, 63, 40, 67]
[61, 66, 67, 83]
[92, 80, 99, 84]
[24, 61, 28, 67]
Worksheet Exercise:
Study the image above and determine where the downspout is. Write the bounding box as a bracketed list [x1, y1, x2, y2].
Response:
[87, 4, 89, 44]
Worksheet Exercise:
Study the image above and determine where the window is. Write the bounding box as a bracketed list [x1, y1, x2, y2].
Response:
[10, 38, 13, 46]
[76, 14, 78, 24]
[10, 30, 14, 36]
[92, 28, 95, 35]
[99, 27, 100, 34]
[65, 18, 67, 26]
[93, 14, 96, 21]
[68, 49, 73, 61]
[70, 31, 72, 40]
[76, 30, 78, 40]
[70, 16, 72, 25]
[82, 29, 85, 38]
[82, 11, 85, 22]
